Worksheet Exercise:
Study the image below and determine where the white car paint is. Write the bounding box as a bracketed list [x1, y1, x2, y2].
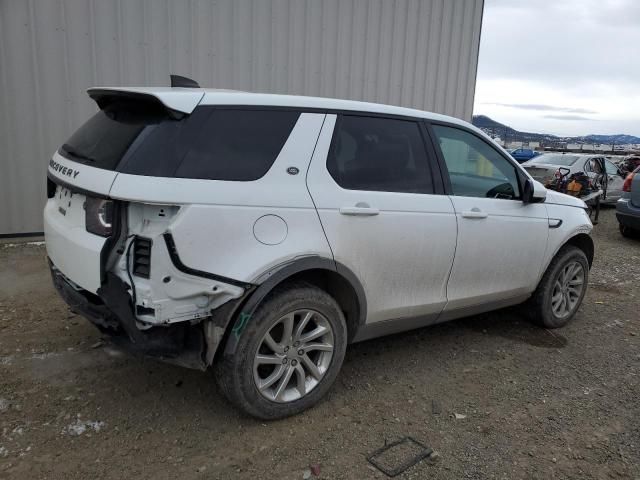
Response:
[441, 196, 549, 311]
[306, 115, 458, 323]
[44, 87, 593, 336]
[88, 86, 206, 114]
[44, 191, 106, 293]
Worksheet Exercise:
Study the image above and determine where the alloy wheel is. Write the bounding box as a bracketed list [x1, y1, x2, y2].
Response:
[550, 261, 585, 319]
[253, 309, 335, 403]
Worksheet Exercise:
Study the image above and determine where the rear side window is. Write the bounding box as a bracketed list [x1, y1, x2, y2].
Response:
[174, 110, 299, 181]
[327, 115, 433, 193]
[60, 104, 299, 181]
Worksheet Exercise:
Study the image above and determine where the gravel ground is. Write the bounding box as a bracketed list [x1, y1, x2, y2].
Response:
[0, 209, 639, 479]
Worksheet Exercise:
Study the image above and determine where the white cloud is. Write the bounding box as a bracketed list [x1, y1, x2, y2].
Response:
[473, 0, 640, 136]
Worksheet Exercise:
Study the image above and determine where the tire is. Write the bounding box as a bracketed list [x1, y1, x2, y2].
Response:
[619, 223, 637, 238]
[526, 245, 589, 329]
[214, 283, 348, 420]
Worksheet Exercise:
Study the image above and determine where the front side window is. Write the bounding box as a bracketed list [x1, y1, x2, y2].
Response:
[432, 125, 521, 200]
[604, 160, 619, 176]
[327, 115, 433, 193]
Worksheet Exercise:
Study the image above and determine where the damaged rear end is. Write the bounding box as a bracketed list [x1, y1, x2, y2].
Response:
[44, 87, 253, 369]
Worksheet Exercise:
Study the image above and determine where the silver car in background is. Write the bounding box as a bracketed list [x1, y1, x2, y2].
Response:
[523, 153, 626, 204]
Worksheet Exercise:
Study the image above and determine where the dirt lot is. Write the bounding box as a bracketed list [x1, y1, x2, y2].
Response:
[1, 208, 639, 479]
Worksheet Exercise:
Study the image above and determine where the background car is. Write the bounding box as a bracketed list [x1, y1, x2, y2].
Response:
[510, 148, 541, 163]
[522, 153, 626, 204]
[612, 155, 640, 175]
[616, 166, 640, 238]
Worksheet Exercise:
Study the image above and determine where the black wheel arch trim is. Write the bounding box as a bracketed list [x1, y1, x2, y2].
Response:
[221, 256, 367, 357]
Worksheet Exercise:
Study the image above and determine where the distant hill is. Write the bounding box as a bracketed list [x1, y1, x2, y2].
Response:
[472, 115, 640, 145]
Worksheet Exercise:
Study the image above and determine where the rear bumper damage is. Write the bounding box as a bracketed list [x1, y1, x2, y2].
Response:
[49, 259, 252, 370]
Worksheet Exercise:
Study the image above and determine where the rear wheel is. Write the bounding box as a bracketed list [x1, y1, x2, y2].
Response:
[619, 223, 637, 238]
[527, 246, 589, 328]
[215, 283, 347, 419]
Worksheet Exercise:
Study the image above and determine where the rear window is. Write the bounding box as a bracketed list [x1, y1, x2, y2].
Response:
[60, 105, 300, 181]
[530, 154, 580, 166]
[60, 100, 164, 170]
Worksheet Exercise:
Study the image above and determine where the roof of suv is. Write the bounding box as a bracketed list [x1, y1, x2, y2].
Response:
[87, 86, 470, 129]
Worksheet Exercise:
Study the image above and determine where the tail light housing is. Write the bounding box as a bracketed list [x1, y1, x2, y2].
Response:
[623, 172, 636, 192]
[85, 197, 113, 237]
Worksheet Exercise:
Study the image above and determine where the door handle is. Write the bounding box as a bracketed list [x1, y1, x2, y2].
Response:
[339, 203, 380, 216]
[461, 208, 488, 219]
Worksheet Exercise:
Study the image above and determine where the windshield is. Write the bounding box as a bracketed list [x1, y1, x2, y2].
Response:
[530, 154, 580, 166]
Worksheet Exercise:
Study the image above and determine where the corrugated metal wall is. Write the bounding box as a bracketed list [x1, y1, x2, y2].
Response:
[0, 0, 483, 235]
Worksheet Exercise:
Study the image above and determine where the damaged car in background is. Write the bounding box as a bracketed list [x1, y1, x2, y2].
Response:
[45, 76, 595, 419]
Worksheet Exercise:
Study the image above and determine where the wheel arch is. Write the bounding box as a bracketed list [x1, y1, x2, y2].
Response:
[220, 257, 367, 358]
[564, 233, 594, 268]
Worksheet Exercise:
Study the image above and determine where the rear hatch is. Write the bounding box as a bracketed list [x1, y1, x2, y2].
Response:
[45, 88, 204, 293]
[522, 154, 583, 185]
[522, 164, 559, 184]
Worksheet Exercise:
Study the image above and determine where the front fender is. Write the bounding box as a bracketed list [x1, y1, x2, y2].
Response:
[539, 204, 593, 284]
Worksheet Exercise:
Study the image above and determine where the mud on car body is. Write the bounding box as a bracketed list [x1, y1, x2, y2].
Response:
[45, 77, 594, 419]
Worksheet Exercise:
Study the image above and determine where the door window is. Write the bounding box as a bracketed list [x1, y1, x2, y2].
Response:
[327, 115, 433, 193]
[432, 125, 521, 200]
[586, 158, 604, 174]
[604, 160, 619, 176]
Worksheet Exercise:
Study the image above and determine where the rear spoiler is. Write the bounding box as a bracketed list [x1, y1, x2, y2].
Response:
[87, 86, 205, 118]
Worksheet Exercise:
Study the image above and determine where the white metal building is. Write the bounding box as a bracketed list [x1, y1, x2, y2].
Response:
[0, 0, 484, 236]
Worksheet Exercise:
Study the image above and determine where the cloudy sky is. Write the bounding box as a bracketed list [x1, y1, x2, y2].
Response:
[473, 0, 640, 137]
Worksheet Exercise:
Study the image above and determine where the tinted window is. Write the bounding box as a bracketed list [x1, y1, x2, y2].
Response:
[63, 105, 299, 181]
[327, 115, 433, 193]
[174, 110, 299, 181]
[432, 125, 521, 200]
[60, 99, 167, 170]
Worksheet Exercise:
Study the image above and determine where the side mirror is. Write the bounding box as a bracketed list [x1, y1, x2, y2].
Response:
[523, 178, 547, 204]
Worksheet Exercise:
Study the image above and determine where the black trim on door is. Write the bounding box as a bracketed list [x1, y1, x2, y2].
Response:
[422, 122, 453, 195]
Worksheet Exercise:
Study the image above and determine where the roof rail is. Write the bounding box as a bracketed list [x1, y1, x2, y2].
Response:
[170, 74, 200, 88]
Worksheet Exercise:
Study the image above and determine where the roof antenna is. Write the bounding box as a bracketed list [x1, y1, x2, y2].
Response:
[170, 74, 200, 88]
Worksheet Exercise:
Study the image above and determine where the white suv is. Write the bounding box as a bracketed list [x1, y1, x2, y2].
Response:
[44, 78, 594, 419]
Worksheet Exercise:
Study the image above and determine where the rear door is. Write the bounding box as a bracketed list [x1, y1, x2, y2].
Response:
[306, 114, 457, 325]
[429, 123, 549, 314]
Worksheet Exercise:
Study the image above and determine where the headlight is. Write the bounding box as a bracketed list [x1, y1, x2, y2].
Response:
[85, 197, 113, 237]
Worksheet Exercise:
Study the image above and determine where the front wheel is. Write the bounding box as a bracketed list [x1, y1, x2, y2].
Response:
[527, 245, 589, 328]
[214, 283, 347, 419]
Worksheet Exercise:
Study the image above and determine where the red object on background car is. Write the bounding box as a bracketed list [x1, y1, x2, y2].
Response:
[623, 171, 637, 192]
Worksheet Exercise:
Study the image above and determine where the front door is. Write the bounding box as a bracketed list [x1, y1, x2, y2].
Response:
[306, 114, 457, 325]
[430, 124, 549, 314]
[604, 159, 625, 202]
